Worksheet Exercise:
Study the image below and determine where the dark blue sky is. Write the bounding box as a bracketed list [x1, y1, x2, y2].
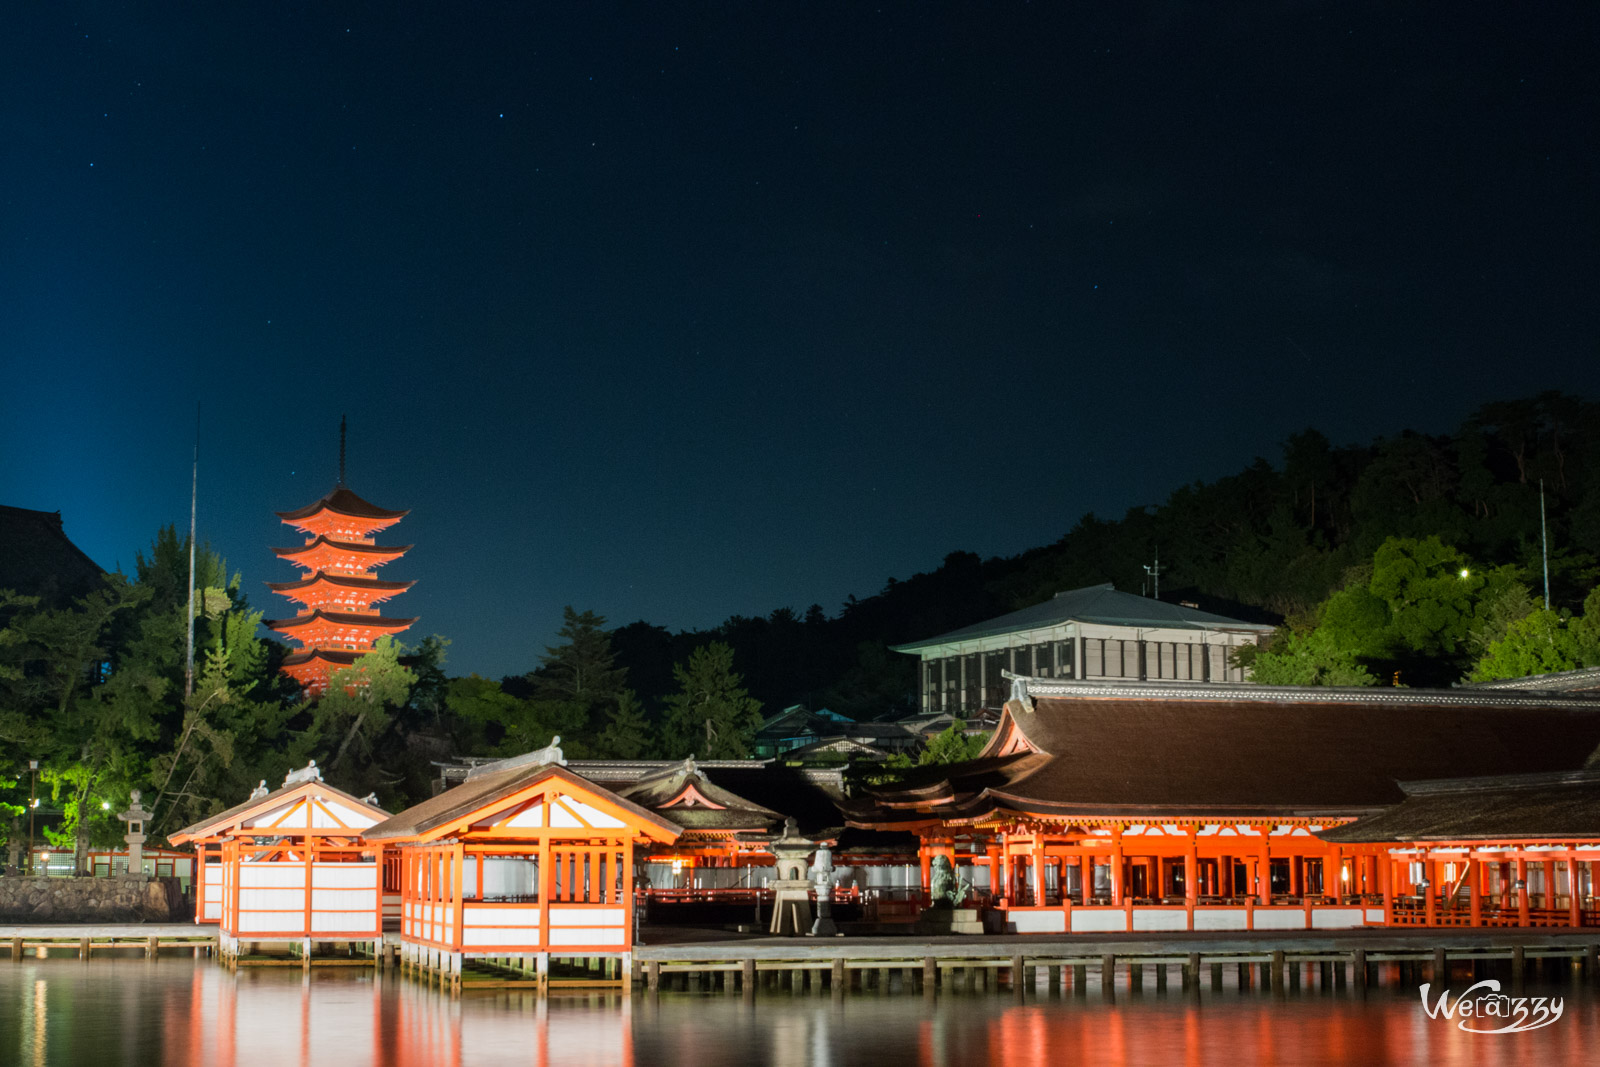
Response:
[3, 3, 1596, 678]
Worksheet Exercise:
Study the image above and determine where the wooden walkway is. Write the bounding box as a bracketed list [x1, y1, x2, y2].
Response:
[632, 927, 1600, 994]
[2, 923, 216, 959]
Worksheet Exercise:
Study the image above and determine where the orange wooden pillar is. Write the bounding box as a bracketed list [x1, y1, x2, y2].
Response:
[1516, 857, 1531, 926]
[1109, 829, 1124, 904]
[1569, 856, 1583, 927]
[1032, 838, 1047, 907]
[1469, 859, 1482, 927]
[1423, 857, 1437, 927]
[918, 837, 933, 894]
[1258, 837, 1271, 906]
[1184, 832, 1198, 930]
[1379, 852, 1393, 925]
[1079, 853, 1091, 906]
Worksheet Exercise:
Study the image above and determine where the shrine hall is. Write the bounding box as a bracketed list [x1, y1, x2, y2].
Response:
[847, 675, 1600, 933]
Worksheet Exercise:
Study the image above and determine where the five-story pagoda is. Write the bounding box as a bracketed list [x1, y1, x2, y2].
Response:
[266, 423, 416, 696]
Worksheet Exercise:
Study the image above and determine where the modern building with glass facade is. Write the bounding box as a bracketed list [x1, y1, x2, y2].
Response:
[892, 583, 1277, 714]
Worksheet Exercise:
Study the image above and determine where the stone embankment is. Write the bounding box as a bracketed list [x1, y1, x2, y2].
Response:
[0, 875, 175, 923]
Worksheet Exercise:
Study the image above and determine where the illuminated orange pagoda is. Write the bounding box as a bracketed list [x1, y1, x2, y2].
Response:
[266, 423, 415, 696]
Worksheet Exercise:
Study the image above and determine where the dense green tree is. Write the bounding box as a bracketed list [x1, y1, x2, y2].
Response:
[660, 642, 763, 759]
[532, 607, 627, 706]
[294, 636, 416, 777]
[1469, 587, 1600, 682]
[594, 689, 653, 759]
[1240, 628, 1376, 687]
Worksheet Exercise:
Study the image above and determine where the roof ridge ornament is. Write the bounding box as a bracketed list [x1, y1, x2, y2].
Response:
[248, 780, 269, 800]
[283, 760, 323, 788]
[1001, 670, 1035, 714]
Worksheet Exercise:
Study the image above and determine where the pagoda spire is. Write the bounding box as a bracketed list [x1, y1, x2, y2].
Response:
[338, 415, 347, 487]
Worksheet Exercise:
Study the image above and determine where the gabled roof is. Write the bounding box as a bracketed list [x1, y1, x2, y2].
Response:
[366, 760, 681, 843]
[277, 486, 409, 523]
[615, 758, 785, 832]
[1319, 769, 1600, 843]
[891, 583, 1276, 653]
[168, 778, 389, 845]
[852, 677, 1600, 824]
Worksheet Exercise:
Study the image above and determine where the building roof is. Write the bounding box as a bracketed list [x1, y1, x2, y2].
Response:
[572, 760, 847, 838]
[168, 776, 389, 844]
[276, 485, 409, 523]
[265, 572, 415, 594]
[890, 583, 1276, 653]
[613, 758, 785, 833]
[852, 677, 1600, 824]
[0, 505, 107, 607]
[365, 760, 681, 842]
[282, 648, 366, 668]
[1319, 769, 1600, 843]
[264, 609, 417, 632]
[1465, 665, 1600, 693]
[271, 536, 412, 560]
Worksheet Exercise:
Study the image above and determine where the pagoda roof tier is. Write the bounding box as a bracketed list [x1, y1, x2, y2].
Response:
[266, 571, 414, 606]
[277, 486, 409, 538]
[272, 536, 411, 572]
[265, 609, 416, 647]
[282, 649, 367, 669]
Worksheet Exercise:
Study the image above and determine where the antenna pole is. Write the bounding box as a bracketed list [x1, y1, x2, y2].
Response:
[1540, 479, 1551, 610]
[1144, 547, 1162, 600]
[184, 403, 199, 699]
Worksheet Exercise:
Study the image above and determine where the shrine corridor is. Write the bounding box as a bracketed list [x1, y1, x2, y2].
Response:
[3, 954, 1598, 1066]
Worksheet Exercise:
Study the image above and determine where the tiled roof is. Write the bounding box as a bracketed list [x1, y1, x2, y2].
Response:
[1319, 769, 1600, 843]
[366, 761, 680, 842]
[855, 682, 1600, 822]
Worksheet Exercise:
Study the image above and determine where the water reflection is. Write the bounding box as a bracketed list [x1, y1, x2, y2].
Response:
[2, 958, 1595, 1066]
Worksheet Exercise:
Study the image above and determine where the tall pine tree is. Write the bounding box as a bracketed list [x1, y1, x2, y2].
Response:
[661, 642, 762, 759]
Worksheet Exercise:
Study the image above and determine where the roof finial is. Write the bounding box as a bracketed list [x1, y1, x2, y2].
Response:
[338, 415, 347, 487]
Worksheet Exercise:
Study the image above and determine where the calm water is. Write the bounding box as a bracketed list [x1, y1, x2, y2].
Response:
[2, 955, 1595, 1066]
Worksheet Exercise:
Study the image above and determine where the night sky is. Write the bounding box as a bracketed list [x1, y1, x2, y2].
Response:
[2, 3, 1596, 679]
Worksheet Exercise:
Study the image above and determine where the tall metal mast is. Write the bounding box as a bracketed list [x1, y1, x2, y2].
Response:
[1540, 478, 1551, 610]
[184, 403, 199, 699]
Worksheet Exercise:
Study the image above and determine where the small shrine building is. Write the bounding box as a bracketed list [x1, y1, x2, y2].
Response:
[168, 763, 392, 957]
[364, 744, 681, 981]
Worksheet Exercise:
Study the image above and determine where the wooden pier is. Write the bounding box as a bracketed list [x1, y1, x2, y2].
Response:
[7, 923, 1600, 998]
[629, 928, 1600, 996]
[1, 924, 216, 960]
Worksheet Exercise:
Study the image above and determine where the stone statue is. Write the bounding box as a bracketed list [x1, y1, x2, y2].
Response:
[930, 854, 969, 907]
[282, 760, 323, 788]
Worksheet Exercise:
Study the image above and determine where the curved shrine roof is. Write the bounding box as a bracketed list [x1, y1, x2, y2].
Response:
[265, 609, 417, 633]
[854, 679, 1600, 824]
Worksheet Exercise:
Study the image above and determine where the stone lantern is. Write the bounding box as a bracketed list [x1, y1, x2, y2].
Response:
[768, 818, 818, 936]
[117, 790, 153, 879]
[808, 844, 839, 937]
